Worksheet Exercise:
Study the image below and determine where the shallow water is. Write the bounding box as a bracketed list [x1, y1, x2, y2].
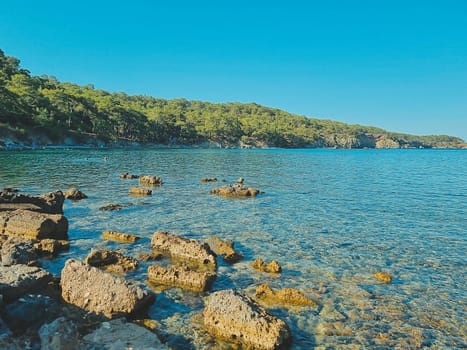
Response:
[1, 148, 466, 348]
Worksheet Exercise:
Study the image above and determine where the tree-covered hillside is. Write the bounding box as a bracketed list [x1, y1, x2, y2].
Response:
[0, 49, 464, 149]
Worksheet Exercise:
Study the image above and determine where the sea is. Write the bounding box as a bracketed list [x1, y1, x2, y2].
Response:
[0, 148, 466, 349]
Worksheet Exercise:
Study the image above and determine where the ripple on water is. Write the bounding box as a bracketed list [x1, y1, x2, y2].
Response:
[0, 148, 466, 348]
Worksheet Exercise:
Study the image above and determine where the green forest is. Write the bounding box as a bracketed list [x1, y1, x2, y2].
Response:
[0, 49, 464, 149]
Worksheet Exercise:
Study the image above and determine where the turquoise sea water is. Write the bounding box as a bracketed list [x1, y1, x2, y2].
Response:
[0, 148, 466, 349]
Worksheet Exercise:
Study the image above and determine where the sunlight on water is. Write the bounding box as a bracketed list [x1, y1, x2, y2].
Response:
[1, 148, 466, 348]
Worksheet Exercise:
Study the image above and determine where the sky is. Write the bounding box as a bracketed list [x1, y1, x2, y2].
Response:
[1, 0, 466, 140]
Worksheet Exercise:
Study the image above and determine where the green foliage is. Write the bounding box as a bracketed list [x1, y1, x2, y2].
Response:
[0, 49, 464, 148]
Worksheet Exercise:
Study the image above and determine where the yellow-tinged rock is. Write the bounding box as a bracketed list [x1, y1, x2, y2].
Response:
[374, 271, 392, 284]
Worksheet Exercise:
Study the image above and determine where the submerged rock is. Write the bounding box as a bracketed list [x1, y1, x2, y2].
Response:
[210, 184, 262, 197]
[139, 175, 163, 186]
[252, 258, 282, 273]
[84, 249, 138, 273]
[151, 231, 216, 268]
[255, 283, 318, 308]
[39, 317, 81, 350]
[207, 236, 242, 263]
[374, 271, 392, 284]
[60, 259, 154, 318]
[0, 265, 53, 301]
[102, 230, 140, 243]
[120, 172, 139, 179]
[0, 209, 68, 240]
[136, 252, 163, 262]
[83, 318, 167, 349]
[99, 203, 124, 211]
[147, 264, 215, 292]
[129, 187, 152, 196]
[203, 289, 291, 349]
[201, 177, 218, 182]
[0, 190, 64, 214]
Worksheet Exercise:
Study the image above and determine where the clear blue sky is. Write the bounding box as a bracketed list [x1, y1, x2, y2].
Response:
[1, 0, 466, 140]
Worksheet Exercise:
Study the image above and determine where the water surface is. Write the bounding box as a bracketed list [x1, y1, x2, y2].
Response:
[1, 148, 466, 348]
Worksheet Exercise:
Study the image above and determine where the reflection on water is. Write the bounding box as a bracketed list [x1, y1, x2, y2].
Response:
[1, 148, 466, 348]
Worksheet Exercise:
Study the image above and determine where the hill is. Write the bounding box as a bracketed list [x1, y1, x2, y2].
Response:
[1, 49, 464, 149]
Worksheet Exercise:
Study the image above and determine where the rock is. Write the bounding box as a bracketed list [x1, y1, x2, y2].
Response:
[147, 264, 215, 292]
[2, 294, 62, 333]
[33, 239, 70, 256]
[120, 172, 139, 179]
[207, 236, 242, 263]
[151, 231, 216, 268]
[64, 188, 87, 200]
[84, 249, 138, 273]
[102, 230, 140, 243]
[236, 177, 244, 184]
[374, 271, 392, 284]
[375, 136, 400, 149]
[0, 316, 12, 339]
[0, 265, 53, 301]
[60, 259, 154, 318]
[0, 190, 64, 214]
[129, 187, 152, 196]
[83, 318, 167, 349]
[210, 184, 262, 197]
[39, 317, 81, 350]
[252, 258, 281, 273]
[1, 236, 38, 266]
[255, 283, 318, 308]
[139, 175, 163, 186]
[0, 209, 68, 240]
[203, 289, 291, 349]
[136, 252, 163, 262]
[201, 177, 217, 182]
[99, 204, 123, 211]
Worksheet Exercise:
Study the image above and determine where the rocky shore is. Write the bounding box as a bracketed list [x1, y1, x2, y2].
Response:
[0, 176, 396, 349]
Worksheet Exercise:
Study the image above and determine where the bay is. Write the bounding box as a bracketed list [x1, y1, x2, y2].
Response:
[0, 148, 466, 348]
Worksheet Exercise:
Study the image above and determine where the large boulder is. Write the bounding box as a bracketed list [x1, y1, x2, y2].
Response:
[84, 249, 138, 273]
[0, 265, 53, 301]
[210, 184, 261, 197]
[147, 264, 215, 292]
[0, 190, 64, 214]
[83, 318, 167, 349]
[207, 236, 242, 263]
[203, 290, 291, 349]
[60, 259, 154, 318]
[0, 209, 68, 240]
[151, 231, 216, 268]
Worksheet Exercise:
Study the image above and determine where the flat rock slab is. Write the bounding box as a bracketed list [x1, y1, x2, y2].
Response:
[147, 264, 215, 292]
[0, 190, 64, 214]
[0, 209, 68, 240]
[204, 289, 291, 350]
[83, 318, 167, 349]
[102, 230, 140, 243]
[0, 265, 53, 301]
[60, 259, 154, 318]
[151, 231, 216, 268]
